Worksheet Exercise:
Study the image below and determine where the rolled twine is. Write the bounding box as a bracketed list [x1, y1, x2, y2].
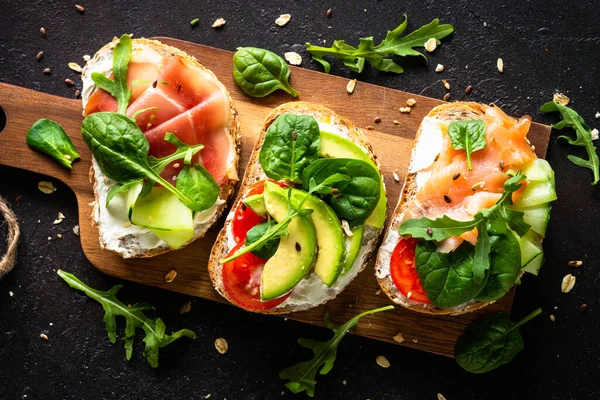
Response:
[0, 196, 20, 278]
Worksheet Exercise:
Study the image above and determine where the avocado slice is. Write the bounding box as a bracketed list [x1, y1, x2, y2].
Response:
[129, 186, 194, 248]
[267, 184, 346, 286]
[261, 182, 317, 300]
[319, 130, 386, 229]
[342, 226, 364, 273]
[242, 194, 268, 217]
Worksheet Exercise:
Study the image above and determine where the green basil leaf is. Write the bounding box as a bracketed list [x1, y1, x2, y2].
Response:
[455, 308, 541, 373]
[245, 221, 280, 259]
[259, 114, 321, 182]
[176, 164, 220, 212]
[233, 47, 300, 97]
[81, 112, 192, 207]
[475, 233, 521, 301]
[26, 118, 81, 169]
[540, 101, 599, 185]
[301, 158, 381, 229]
[399, 214, 481, 241]
[91, 34, 133, 114]
[415, 240, 488, 308]
[447, 120, 487, 170]
[305, 15, 453, 74]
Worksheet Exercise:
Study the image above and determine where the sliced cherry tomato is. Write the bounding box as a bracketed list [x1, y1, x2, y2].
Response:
[222, 243, 291, 310]
[390, 238, 431, 304]
[231, 180, 287, 243]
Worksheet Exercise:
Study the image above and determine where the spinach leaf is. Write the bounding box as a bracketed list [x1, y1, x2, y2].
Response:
[176, 163, 220, 212]
[475, 234, 521, 301]
[57, 269, 195, 368]
[233, 47, 300, 97]
[415, 240, 488, 308]
[455, 308, 542, 374]
[302, 158, 381, 229]
[305, 15, 453, 74]
[91, 34, 133, 114]
[540, 101, 599, 185]
[245, 221, 280, 259]
[81, 112, 193, 207]
[259, 114, 321, 183]
[447, 120, 487, 170]
[280, 305, 394, 397]
[26, 118, 80, 169]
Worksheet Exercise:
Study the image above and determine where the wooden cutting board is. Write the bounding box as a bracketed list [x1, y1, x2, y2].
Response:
[0, 37, 551, 358]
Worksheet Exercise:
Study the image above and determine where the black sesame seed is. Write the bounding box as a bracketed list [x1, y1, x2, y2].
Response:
[295, 242, 301, 252]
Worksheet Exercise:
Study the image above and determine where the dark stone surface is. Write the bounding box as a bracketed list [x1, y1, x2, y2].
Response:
[1, 0, 599, 399]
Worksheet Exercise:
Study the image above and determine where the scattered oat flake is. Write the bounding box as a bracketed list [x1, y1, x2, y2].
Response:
[212, 18, 226, 28]
[40, 333, 49, 340]
[435, 64, 444, 72]
[164, 269, 178, 283]
[549, 314, 556, 322]
[38, 181, 55, 194]
[393, 170, 400, 182]
[215, 338, 228, 354]
[552, 92, 570, 106]
[9, 291, 14, 297]
[412, 338, 419, 343]
[180, 301, 192, 314]
[399, 107, 411, 113]
[406, 98, 416, 107]
[341, 220, 353, 237]
[73, 225, 80, 236]
[497, 58, 504, 73]
[284, 52, 302, 66]
[375, 289, 381, 295]
[591, 129, 598, 141]
[68, 62, 83, 73]
[437, 394, 447, 400]
[393, 120, 401, 125]
[424, 38, 437, 52]
[561, 274, 576, 293]
[346, 79, 356, 94]
[53, 218, 63, 225]
[83, 54, 91, 61]
[393, 332, 404, 343]
[568, 260, 583, 267]
[205, 395, 211, 399]
[275, 14, 291, 26]
[375, 355, 390, 368]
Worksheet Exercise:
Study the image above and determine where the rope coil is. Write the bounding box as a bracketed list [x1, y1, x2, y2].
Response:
[0, 196, 20, 278]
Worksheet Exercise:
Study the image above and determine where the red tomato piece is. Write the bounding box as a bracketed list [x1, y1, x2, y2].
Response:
[390, 238, 431, 304]
[222, 243, 291, 310]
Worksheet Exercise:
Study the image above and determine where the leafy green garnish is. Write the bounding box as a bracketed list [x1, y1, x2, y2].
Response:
[190, 18, 199, 26]
[26, 118, 80, 169]
[305, 15, 453, 74]
[280, 305, 394, 397]
[91, 34, 133, 114]
[259, 114, 321, 183]
[455, 308, 541, 373]
[233, 47, 300, 97]
[220, 174, 350, 264]
[244, 220, 280, 259]
[57, 270, 195, 368]
[301, 158, 382, 229]
[540, 101, 599, 185]
[447, 120, 487, 170]
[401, 172, 529, 286]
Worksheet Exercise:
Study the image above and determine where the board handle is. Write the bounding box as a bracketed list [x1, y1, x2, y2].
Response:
[0, 83, 90, 187]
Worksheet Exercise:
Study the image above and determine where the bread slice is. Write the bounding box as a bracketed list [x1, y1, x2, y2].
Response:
[375, 102, 493, 315]
[209, 102, 386, 314]
[81, 37, 240, 258]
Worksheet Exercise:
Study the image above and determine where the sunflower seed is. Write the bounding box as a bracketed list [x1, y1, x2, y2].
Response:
[443, 93, 451, 101]
[568, 260, 583, 267]
[376, 355, 390, 368]
[40, 27, 46, 37]
[497, 58, 504, 73]
[275, 14, 291, 27]
[40, 333, 49, 340]
[64, 78, 75, 86]
[326, 9, 333, 18]
[75, 4, 85, 12]
[215, 338, 228, 354]
[346, 79, 356, 94]
[561, 274, 576, 293]
[36, 51, 44, 61]
[164, 269, 178, 283]
[465, 85, 473, 94]
[68, 62, 83, 73]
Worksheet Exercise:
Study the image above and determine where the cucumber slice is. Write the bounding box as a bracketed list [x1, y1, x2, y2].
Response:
[522, 252, 544, 275]
[518, 203, 551, 237]
[243, 194, 267, 217]
[513, 180, 557, 208]
[130, 187, 194, 249]
[521, 159, 555, 182]
[516, 230, 545, 275]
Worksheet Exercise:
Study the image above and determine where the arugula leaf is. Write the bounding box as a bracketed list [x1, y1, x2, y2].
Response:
[233, 47, 300, 97]
[455, 308, 541, 373]
[259, 114, 321, 183]
[472, 219, 491, 284]
[26, 118, 80, 169]
[280, 305, 394, 397]
[305, 15, 453, 74]
[447, 120, 487, 171]
[57, 270, 195, 368]
[540, 101, 599, 185]
[399, 214, 481, 241]
[91, 34, 133, 114]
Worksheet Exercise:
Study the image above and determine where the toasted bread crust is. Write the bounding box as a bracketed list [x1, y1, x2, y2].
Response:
[208, 102, 385, 314]
[375, 102, 494, 315]
[82, 37, 240, 258]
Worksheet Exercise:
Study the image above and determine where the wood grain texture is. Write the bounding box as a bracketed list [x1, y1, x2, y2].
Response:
[0, 37, 551, 357]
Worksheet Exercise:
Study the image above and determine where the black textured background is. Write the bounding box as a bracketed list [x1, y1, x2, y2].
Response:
[1, 1, 599, 399]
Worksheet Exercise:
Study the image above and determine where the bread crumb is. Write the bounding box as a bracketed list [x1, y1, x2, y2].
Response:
[435, 64, 444, 72]
[284, 52, 302, 66]
[393, 332, 404, 343]
[406, 98, 416, 107]
[275, 14, 291, 27]
[399, 107, 411, 113]
[424, 38, 437, 52]
[412, 338, 419, 343]
[212, 18, 226, 28]
[73, 225, 80, 236]
[180, 302, 192, 314]
[9, 291, 14, 297]
[553, 93, 570, 106]
[215, 338, 228, 354]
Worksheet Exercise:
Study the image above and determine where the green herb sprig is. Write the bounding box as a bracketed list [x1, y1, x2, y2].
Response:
[540, 101, 599, 185]
[280, 306, 394, 397]
[57, 270, 195, 368]
[305, 15, 453, 74]
[26, 118, 80, 169]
